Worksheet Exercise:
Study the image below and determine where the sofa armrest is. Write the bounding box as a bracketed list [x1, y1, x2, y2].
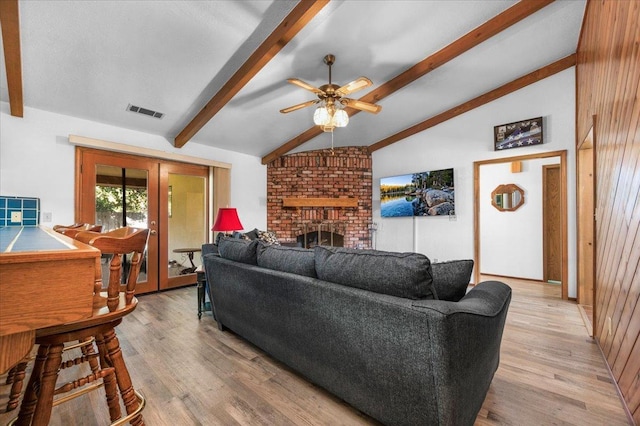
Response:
[410, 280, 511, 316]
[409, 280, 512, 426]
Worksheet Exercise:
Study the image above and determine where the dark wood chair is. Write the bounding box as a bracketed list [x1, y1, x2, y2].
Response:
[9, 227, 149, 426]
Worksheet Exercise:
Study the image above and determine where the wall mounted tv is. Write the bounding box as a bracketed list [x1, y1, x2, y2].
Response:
[380, 168, 455, 217]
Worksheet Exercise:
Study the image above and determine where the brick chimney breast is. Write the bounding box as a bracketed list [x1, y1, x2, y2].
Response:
[267, 147, 373, 248]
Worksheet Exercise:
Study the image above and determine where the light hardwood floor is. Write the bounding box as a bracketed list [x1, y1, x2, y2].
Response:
[1, 276, 631, 425]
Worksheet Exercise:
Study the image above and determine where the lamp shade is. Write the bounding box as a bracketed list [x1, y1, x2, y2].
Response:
[212, 208, 244, 232]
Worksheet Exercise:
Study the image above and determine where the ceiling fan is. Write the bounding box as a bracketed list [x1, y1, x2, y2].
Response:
[280, 54, 382, 132]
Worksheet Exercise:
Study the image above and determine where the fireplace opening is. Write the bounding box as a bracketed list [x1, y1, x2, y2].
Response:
[297, 230, 344, 248]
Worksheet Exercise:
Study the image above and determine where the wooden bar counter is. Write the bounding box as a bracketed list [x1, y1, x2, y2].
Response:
[0, 226, 99, 373]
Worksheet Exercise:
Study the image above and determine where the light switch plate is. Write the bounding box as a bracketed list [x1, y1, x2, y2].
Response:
[43, 212, 52, 222]
[11, 211, 22, 222]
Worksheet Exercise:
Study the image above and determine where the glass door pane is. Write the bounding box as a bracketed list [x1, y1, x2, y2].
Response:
[165, 172, 207, 289]
[95, 165, 148, 231]
[95, 165, 149, 285]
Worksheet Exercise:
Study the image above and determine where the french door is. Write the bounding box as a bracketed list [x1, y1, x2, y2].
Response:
[76, 147, 209, 293]
[160, 161, 209, 290]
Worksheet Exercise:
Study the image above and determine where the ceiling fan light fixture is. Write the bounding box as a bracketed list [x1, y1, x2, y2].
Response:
[313, 105, 331, 126]
[314, 100, 348, 129]
[332, 108, 349, 128]
[313, 104, 331, 126]
[281, 54, 380, 130]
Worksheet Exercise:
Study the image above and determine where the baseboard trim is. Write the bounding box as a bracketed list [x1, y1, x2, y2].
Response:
[479, 273, 545, 283]
[594, 338, 635, 425]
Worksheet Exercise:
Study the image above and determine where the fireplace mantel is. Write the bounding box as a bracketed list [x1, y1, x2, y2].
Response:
[282, 198, 358, 208]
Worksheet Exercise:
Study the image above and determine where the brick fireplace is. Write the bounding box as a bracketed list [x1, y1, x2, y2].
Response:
[266, 146, 372, 248]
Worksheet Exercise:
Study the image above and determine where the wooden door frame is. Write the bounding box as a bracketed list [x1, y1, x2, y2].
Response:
[542, 164, 562, 283]
[474, 150, 568, 299]
[75, 147, 216, 293]
[576, 123, 597, 336]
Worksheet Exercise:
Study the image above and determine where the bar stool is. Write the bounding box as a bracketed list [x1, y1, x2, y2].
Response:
[4, 223, 103, 412]
[53, 223, 103, 238]
[9, 227, 149, 425]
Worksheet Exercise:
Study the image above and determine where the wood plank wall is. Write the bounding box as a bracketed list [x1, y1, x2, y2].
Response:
[576, 0, 640, 422]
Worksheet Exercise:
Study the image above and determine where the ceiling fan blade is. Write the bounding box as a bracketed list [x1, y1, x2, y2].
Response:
[287, 78, 325, 95]
[335, 77, 372, 97]
[343, 98, 382, 114]
[279, 99, 319, 114]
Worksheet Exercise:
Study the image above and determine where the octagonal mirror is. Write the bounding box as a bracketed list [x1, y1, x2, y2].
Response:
[491, 183, 525, 212]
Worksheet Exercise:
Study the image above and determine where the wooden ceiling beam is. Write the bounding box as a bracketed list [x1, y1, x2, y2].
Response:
[367, 54, 577, 153]
[174, 0, 329, 148]
[0, 0, 23, 117]
[261, 0, 555, 164]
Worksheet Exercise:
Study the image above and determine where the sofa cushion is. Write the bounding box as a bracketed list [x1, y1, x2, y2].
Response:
[201, 243, 218, 257]
[218, 237, 258, 265]
[257, 243, 316, 278]
[314, 246, 436, 300]
[431, 259, 474, 302]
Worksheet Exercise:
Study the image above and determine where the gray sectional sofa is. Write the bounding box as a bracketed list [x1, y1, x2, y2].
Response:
[203, 238, 511, 426]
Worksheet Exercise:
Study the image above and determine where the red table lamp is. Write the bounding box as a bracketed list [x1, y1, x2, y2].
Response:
[212, 208, 244, 237]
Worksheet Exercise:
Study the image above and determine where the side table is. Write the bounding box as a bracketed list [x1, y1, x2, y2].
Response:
[173, 247, 201, 274]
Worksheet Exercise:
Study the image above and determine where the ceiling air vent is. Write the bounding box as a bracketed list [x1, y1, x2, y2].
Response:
[126, 104, 164, 119]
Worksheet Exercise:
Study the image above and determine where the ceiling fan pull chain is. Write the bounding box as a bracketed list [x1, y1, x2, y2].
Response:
[330, 129, 335, 156]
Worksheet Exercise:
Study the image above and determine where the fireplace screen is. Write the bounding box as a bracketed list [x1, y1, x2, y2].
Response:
[296, 221, 345, 248]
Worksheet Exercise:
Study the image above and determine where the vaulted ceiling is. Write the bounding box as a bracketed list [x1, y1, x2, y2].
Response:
[0, 0, 585, 164]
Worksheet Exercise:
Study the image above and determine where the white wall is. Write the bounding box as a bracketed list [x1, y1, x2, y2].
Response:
[0, 102, 267, 233]
[372, 68, 577, 297]
[479, 157, 560, 280]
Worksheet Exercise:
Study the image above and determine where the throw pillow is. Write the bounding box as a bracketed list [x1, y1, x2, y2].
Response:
[257, 229, 280, 245]
[217, 237, 258, 265]
[257, 243, 316, 278]
[314, 246, 436, 300]
[431, 259, 474, 302]
[243, 228, 259, 240]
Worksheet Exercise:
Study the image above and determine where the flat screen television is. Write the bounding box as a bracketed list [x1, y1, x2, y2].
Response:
[380, 168, 454, 217]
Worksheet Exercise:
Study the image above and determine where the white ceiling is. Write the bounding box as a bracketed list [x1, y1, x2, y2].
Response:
[0, 0, 586, 159]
